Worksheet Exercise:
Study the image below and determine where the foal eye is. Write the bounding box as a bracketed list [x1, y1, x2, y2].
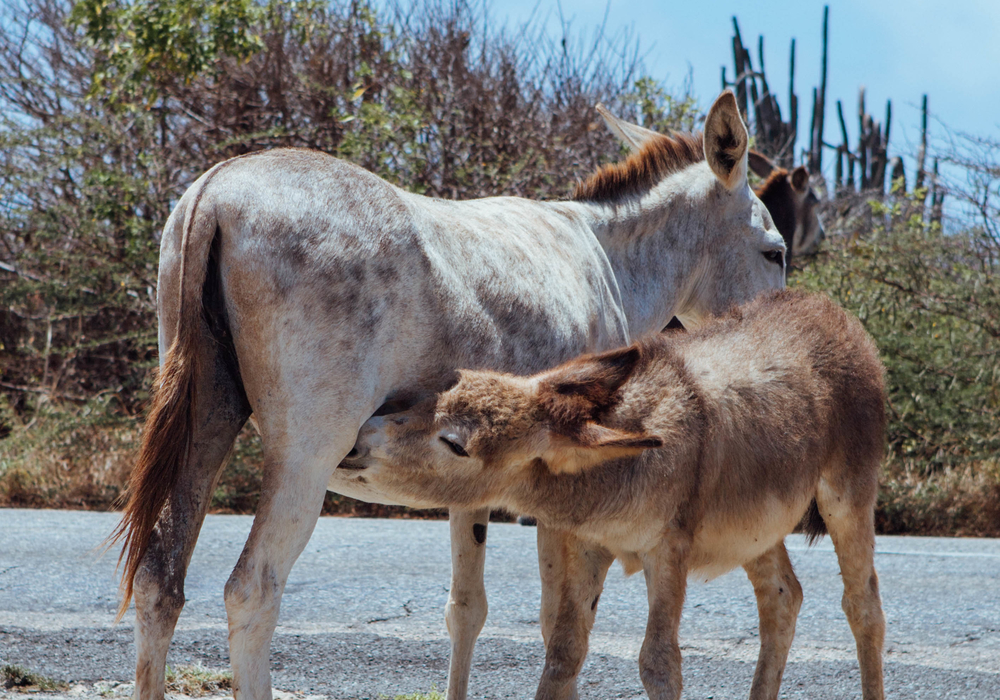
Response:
[763, 250, 784, 267]
[440, 436, 469, 457]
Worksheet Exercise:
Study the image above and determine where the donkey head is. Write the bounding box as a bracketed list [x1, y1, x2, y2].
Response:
[748, 151, 825, 259]
[341, 346, 662, 505]
[591, 92, 787, 329]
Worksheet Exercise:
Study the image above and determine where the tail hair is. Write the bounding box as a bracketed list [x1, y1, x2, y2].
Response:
[107, 333, 198, 621]
[800, 497, 828, 545]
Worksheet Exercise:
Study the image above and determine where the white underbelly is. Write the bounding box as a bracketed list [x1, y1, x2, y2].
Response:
[688, 494, 811, 582]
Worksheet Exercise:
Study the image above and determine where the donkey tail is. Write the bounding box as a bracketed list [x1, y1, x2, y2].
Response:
[800, 497, 828, 545]
[108, 166, 226, 622]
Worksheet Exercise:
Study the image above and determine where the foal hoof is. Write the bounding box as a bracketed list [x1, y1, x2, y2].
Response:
[517, 515, 537, 526]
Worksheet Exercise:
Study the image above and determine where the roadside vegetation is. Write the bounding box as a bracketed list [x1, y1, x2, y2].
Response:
[164, 664, 233, 696]
[1, 0, 996, 534]
[1, 663, 69, 692]
[792, 191, 1000, 535]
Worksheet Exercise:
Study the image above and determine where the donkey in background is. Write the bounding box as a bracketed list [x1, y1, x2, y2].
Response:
[112, 91, 787, 700]
[345, 289, 887, 700]
[748, 151, 825, 261]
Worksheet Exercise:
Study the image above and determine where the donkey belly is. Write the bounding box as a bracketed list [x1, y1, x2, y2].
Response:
[688, 491, 813, 582]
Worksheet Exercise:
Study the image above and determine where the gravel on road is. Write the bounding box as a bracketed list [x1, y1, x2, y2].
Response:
[2, 509, 999, 699]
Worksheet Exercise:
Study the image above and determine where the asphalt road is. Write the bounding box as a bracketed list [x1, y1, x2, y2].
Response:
[1, 509, 999, 699]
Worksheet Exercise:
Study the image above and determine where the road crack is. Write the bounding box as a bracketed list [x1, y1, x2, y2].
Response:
[366, 599, 413, 624]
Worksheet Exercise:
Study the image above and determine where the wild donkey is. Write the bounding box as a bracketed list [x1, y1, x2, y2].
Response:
[113, 91, 786, 700]
[344, 289, 887, 700]
[747, 151, 824, 261]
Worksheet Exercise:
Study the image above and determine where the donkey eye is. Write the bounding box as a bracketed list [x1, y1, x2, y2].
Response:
[440, 436, 469, 457]
[763, 250, 784, 267]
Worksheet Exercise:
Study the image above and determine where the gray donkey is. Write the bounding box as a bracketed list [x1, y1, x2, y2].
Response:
[345, 289, 887, 700]
[112, 91, 787, 700]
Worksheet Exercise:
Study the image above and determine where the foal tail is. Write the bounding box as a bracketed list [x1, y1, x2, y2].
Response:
[800, 498, 828, 545]
[108, 167, 226, 622]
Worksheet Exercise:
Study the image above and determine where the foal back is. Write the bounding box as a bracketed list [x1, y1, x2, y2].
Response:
[675, 290, 886, 577]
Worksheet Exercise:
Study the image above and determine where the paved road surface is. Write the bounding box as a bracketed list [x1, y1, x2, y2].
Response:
[1, 509, 999, 699]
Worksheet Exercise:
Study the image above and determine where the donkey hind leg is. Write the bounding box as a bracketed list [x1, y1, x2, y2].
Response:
[445, 507, 491, 700]
[817, 478, 885, 700]
[224, 435, 353, 700]
[535, 527, 615, 700]
[133, 349, 250, 700]
[743, 542, 803, 700]
[638, 532, 691, 700]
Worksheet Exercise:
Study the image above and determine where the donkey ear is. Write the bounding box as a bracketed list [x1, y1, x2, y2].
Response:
[542, 423, 663, 475]
[537, 345, 641, 426]
[704, 90, 749, 191]
[790, 166, 810, 192]
[747, 150, 776, 179]
[595, 103, 663, 152]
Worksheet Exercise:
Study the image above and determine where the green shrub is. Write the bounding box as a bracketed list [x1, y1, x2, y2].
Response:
[792, 198, 999, 534]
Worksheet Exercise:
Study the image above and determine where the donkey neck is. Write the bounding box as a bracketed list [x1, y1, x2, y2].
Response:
[568, 165, 717, 337]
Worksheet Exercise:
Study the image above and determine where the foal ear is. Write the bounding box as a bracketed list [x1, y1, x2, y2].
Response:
[537, 345, 641, 425]
[595, 103, 663, 152]
[747, 150, 776, 179]
[704, 90, 749, 191]
[790, 166, 810, 193]
[542, 423, 663, 475]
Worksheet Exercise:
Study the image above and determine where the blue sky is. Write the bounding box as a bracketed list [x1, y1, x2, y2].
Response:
[492, 0, 1000, 184]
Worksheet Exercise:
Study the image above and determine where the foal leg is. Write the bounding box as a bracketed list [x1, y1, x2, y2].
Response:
[638, 533, 691, 700]
[445, 507, 491, 700]
[817, 478, 885, 700]
[743, 542, 803, 700]
[132, 344, 250, 700]
[535, 527, 615, 700]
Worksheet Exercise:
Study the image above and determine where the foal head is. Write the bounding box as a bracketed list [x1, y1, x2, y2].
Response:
[341, 346, 663, 505]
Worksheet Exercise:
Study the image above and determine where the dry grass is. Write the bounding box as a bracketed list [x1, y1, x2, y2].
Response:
[163, 664, 232, 697]
[0, 415, 453, 519]
[1, 664, 68, 692]
[878, 457, 1000, 537]
[387, 689, 445, 700]
[0, 405, 132, 509]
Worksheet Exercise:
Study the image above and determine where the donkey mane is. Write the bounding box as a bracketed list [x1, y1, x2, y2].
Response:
[573, 132, 705, 202]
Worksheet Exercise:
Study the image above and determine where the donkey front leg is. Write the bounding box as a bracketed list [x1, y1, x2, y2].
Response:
[445, 507, 491, 700]
[535, 527, 615, 700]
[743, 542, 803, 700]
[224, 451, 340, 700]
[638, 533, 691, 700]
[133, 348, 250, 700]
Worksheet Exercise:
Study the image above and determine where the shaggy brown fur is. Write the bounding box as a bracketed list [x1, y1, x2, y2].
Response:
[573, 132, 705, 202]
[345, 289, 888, 700]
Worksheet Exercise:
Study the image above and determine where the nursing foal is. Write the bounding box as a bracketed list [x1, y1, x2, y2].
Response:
[345, 290, 887, 700]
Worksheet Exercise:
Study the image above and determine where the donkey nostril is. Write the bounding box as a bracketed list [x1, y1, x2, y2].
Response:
[346, 447, 359, 459]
